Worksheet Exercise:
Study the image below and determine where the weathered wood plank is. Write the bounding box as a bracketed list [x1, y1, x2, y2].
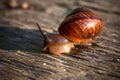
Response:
[0, 0, 120, 80]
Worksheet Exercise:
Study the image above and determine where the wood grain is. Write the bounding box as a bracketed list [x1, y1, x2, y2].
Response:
[0, 0, 120, 80]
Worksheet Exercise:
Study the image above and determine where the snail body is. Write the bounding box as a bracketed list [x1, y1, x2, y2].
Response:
[36, 23, 74, 55]
[43, 35, 74, 55]
[37, 7, 103, 55]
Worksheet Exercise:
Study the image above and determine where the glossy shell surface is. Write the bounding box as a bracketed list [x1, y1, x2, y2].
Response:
[58, 7, 103, 42]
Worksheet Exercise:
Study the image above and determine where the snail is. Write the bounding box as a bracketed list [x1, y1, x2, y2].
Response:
[36, 7, 103, 55]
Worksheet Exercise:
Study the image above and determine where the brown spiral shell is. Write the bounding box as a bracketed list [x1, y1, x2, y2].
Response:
[58, 7, 103, 42]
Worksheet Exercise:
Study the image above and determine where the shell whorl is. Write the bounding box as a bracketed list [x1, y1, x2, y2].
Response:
[58, 7, 103, 42]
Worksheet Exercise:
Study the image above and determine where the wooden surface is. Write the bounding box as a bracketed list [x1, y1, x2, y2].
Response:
[0, 0, 120, 80]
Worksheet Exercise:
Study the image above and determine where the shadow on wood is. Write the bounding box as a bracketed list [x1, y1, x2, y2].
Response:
[0, 24, 44, 52]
